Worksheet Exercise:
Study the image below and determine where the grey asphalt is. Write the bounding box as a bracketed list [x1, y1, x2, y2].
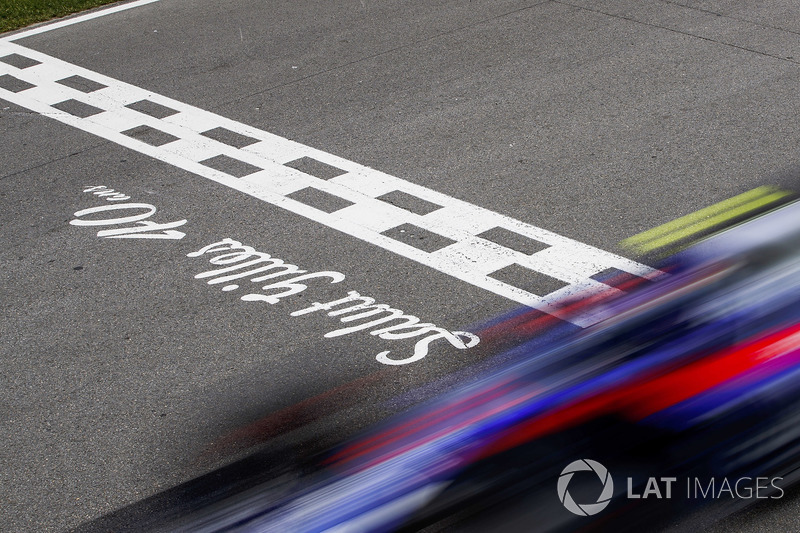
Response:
[2, 0, 800, 531]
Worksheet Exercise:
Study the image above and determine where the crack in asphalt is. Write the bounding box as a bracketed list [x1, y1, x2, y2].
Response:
[555, 0, 800, 66]
[215, 1, 552, 108]
[0, 141, 109, 181]
[662, 0, 800, 39]
[214, 0, 799, 112]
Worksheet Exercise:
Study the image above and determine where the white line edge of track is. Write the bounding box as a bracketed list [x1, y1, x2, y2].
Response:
[1, 0, 161, 42]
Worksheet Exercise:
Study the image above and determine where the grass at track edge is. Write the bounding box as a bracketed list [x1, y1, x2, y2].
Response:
[1, 0, 121, 34]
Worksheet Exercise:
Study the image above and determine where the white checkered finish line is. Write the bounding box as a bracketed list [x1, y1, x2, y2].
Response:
[0, 40, 661, 327]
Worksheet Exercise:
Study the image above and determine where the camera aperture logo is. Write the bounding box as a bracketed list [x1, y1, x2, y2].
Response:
[557, 459, 614, 516]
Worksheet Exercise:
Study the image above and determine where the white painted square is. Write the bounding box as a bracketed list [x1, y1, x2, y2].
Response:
[428, 238, 518, 277]
[242, 167, 316, 196]
[161, 108, 224, 134]
[86, 83, 149, 108]
[422, 205, 501, 236]
[518, 244, 616, 282]
[11, 83, 74, 107]
[242, 140, 306, 165]
[160, 136, 222, 162]
[85, 108, 145, 133]
[333, 199, 413, 233]
[328, 170, 398, 198]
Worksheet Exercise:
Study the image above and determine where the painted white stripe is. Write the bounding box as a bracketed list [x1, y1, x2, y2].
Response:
[0, 40, 662, 326]
[1, 0, 161, 42]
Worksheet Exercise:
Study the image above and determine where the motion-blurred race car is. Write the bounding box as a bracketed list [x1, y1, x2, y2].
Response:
[82, 196, 800, 532]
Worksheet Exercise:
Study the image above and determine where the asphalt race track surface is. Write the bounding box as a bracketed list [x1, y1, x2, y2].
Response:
[2, 1, 800, 531]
